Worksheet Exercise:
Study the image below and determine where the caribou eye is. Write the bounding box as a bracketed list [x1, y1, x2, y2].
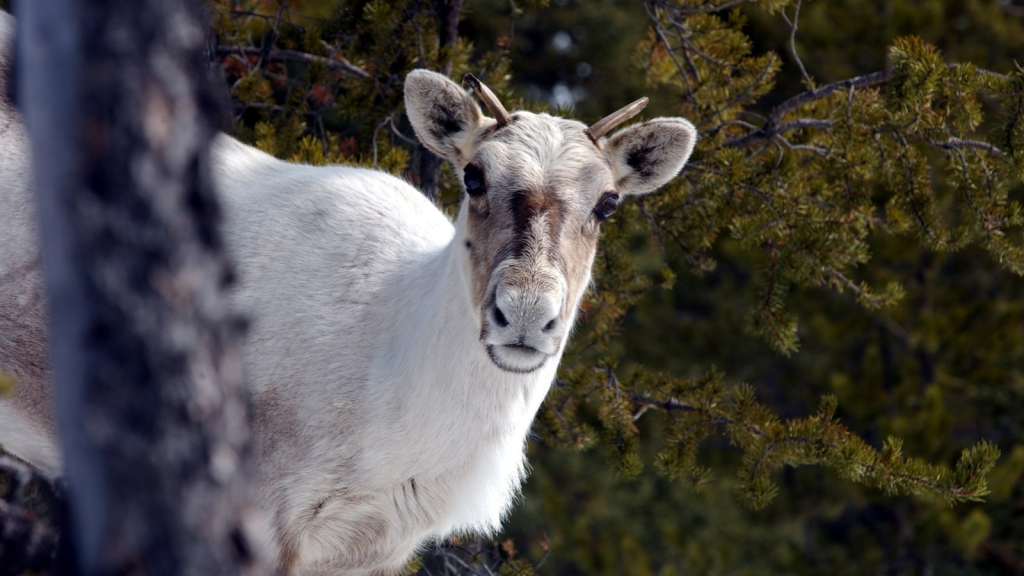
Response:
[463, 164, 486, 197]
[594, 193, 620, 221]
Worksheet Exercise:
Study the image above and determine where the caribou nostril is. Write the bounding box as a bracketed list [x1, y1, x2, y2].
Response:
[543, 318, 557, 332]
[493, 305, 510, 328]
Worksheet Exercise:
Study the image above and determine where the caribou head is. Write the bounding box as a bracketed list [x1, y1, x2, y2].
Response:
[405, 70, 696, 374]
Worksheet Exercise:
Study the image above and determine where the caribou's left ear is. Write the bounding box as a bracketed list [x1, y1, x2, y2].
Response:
[404, 69, 485, 163]
[603, 118, 697, 196]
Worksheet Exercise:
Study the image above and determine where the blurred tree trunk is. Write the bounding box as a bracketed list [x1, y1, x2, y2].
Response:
[17, 0, 266, 574]
[416, 0, 465, 202]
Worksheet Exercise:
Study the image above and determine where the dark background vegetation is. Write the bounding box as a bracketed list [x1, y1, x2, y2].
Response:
[471, 4, 1024, 574]
[416, 2, 1024, 574]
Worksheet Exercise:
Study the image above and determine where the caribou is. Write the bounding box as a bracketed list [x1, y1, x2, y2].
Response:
[0, 13, 696, 574]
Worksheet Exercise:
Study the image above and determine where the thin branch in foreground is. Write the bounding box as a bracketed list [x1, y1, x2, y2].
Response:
[933, 137, 1007, 157]
[781, 0, 814, 91]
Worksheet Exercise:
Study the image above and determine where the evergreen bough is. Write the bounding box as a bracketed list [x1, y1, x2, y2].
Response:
[210, 0, 1020, 516]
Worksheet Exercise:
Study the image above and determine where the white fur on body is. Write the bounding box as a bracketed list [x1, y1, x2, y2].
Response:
[0, 11, 62, 477]
[0, 12, 697, 571]
[214, 137, 557, 572]
[1, 129, 557, 573]
[0, 111, 59, 471]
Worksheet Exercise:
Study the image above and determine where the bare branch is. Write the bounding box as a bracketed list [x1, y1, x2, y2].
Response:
[387, 116, 419, 146]
[932, 137, 1007, 157]
[781, 0, 814, 90]
[637, 197, 668, 262]
[645, 0, 759, 15]
[723, 71, 891, 148]
[828, 267, 862, 295]
[372, 116, 389, 168]
[775, 71, 892, 120]
[216, 46, 371, 78]
[644, 3, 695, 100]
[776, 118, 835, 133]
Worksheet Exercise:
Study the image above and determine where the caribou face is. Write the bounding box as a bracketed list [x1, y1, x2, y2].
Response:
[461, 114, 612, 373]
[405, 71, 697, 373]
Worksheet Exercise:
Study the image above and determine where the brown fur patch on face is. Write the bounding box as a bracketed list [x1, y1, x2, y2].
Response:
[507, 187, 564, 255]
[465, 181, 573, 312]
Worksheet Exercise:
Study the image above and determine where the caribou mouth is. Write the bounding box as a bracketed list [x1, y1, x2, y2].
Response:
[486, 344, 549, 374]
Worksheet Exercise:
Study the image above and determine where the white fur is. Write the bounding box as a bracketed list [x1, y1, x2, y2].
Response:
[212, 136, 555, 572]
[0, 35, 697, 573]
[0, 403, 62, 474]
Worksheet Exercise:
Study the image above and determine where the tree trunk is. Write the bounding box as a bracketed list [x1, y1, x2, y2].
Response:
[435, 0, 464, 78]
[416, 0, 465, 202]
[17, 0, 266, 574]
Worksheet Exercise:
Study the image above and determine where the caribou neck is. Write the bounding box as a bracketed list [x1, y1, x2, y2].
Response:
[365, 211, 561, 477]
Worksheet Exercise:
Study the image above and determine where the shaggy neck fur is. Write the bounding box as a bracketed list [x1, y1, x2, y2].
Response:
[364, 213, 564, 529]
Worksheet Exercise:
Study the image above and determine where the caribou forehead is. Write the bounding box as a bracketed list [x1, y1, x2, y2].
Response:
[471, 113, 613, 206]
[462, 112, 612, 309]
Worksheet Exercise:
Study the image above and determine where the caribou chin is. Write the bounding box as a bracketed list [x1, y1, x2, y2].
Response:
[485, 344, 549, 374]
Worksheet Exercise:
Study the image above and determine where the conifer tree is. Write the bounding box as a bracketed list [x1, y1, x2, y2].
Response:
[208, 1, 1022, 572]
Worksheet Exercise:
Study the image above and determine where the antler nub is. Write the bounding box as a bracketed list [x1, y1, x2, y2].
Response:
[586, 97, 650, 141]
[464, 73, 512, 126]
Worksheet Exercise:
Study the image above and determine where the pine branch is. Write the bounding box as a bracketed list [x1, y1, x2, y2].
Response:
[645, 0, 760, 15]
[216, 46, 371, 78]
[722, 66, 1015, 150]
[932, 137, 1007, 157]
[626, 376, 999, 508]
[723, 71, 892, 148]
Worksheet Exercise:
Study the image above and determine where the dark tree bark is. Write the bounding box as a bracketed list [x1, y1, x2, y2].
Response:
[17, 1, 266, 574]
[416, 0, 466, 202]
[417, 145, 444, 202]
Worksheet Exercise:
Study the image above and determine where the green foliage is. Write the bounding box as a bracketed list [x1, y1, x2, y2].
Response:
[210, 0, 1024, 573]
[540, 363, 1001, 512]
[213, 0, 512, 195]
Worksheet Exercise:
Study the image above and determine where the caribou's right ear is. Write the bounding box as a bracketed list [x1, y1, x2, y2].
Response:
[405, 70, 485, 163]
[603, 118, 697, 197]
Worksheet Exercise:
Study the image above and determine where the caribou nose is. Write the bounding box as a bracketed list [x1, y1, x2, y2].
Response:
[489, 287, 562, 348]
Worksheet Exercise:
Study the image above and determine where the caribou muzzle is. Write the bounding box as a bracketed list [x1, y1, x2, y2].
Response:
[482, 282, 564, 374]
